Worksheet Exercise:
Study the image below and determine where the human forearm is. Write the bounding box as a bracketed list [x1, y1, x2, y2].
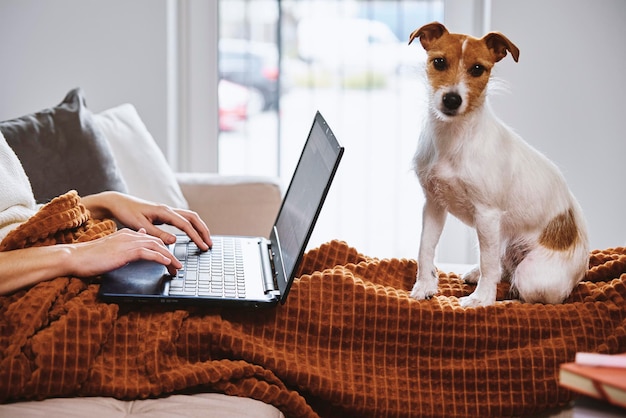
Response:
[0, 228, 182, 296]
[0, 245, 73, 295]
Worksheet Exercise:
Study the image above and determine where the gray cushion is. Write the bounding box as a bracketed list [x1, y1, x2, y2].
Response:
[0, 88, 127, 203]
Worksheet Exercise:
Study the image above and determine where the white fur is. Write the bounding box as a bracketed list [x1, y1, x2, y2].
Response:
[410, 94, 589, 307]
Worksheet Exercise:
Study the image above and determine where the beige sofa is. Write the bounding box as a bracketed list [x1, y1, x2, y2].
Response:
[0, 393, 286, 418]
[175, 172, 281, 239]
[0, 90, 285, 417]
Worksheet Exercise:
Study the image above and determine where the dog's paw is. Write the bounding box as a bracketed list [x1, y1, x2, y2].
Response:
[459, 290, 496, 308]
[462, 266, 480, 284]
[410, 278, 438, 300]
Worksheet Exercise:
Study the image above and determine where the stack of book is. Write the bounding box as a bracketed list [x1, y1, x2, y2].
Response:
[559, 352, 626, 409]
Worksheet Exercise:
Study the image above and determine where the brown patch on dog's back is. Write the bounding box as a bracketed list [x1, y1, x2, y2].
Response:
[539, 208, 578, 250]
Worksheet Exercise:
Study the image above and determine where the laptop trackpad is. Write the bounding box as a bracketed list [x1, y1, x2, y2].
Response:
[101, 260, 167, 295]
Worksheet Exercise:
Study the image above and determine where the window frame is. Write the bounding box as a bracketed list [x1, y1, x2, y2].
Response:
[171, 0, 488, 174]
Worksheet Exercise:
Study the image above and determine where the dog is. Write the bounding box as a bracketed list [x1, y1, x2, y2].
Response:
[407, 22, 589, 307]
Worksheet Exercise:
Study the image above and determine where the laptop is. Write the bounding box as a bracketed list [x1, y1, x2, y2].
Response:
[98, 111, 344, 307]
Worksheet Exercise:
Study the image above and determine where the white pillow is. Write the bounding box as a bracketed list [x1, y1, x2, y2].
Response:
[93, 104, 188, 209]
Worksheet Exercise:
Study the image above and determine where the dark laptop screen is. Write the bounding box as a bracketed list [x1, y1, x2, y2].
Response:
[271, 112, 343, 300]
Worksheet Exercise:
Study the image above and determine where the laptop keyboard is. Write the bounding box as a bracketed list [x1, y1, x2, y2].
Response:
[168, 236, 247, 298]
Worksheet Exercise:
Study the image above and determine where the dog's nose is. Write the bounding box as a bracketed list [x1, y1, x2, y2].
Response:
[442, 93, 462, 111]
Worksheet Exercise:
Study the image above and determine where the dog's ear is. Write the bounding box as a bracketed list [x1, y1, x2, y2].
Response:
[483, 32, 520, 63]
[408, 22, 448, 50]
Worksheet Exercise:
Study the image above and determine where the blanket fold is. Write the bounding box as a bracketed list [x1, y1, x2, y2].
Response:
[1, 191, 625, 418]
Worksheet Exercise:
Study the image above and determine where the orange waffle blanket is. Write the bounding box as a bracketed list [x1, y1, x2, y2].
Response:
[1, 191, 626, 417]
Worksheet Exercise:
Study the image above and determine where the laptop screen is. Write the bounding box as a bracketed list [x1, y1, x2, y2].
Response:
[271, 111, 343, 301]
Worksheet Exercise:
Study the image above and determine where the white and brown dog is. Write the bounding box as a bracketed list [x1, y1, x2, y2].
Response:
[407, 22, 588, 307]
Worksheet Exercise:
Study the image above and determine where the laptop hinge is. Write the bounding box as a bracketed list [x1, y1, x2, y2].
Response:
[262, 244, 280, 295]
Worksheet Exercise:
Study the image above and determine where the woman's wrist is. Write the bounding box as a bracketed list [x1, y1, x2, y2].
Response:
[81, 191, 119, 219]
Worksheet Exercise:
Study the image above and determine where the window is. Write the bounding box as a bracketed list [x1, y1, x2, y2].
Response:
[217, 0, 455, 260]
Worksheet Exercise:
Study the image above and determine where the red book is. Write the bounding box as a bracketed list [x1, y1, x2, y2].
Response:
[559, 353, 626, 409]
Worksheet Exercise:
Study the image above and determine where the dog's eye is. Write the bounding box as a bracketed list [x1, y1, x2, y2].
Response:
[469, 64, 486, 77]
[433, 58, 447, 71]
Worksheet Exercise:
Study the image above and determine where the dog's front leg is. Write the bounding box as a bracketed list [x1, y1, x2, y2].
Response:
[459, 207, 502, 307]
[411, 198, 447, 300]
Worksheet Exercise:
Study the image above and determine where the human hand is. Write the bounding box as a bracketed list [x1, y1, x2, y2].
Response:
[67, 228, 182, 277]
[81, 191, 212, 251]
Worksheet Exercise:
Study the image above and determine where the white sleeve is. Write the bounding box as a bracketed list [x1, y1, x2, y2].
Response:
[0, 130, 38, 241]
